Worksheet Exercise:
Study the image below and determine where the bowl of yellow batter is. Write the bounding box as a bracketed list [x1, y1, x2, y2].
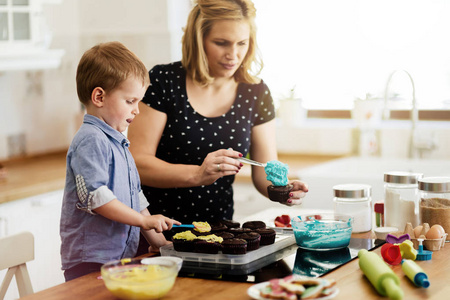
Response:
[101, 257, 179, 300]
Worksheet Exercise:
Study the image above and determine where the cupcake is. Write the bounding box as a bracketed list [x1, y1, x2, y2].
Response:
[222, 238, 248, 254]
[236, 232, 261, 251]
[265, 160, 292, 203]
[242, 221, 266, 230]
[210, 222, 228, 233]
[172, 230, 198, 252]
[194, 234, 223, 254]
[220, 219, 240, 229]
[228, 227, 252, 235]
[255, 228, 276, 245]
[215, 231, 235, 240]
[191, 221, 211, 236]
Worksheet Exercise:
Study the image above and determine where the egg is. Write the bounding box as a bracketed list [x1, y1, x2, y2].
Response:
[425, 224, 445, 239]
[413, 225, 423, 238]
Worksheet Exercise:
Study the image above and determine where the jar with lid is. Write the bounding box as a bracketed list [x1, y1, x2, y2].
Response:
[384, 172, 423, 231]
[419, 177, 450, 241]
[333, 184, 372, 233]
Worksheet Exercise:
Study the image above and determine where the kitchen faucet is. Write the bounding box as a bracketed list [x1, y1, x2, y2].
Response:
[383, 70, 418, 159]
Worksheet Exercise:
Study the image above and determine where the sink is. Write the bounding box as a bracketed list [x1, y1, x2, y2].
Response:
[297, 156, 450, 210]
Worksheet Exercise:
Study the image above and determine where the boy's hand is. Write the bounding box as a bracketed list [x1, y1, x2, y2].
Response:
[148, 241, 172, 253]
[141, 214, 180, 232]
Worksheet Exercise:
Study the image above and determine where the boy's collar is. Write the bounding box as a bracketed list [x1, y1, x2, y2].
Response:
[83, 114, 128, 146]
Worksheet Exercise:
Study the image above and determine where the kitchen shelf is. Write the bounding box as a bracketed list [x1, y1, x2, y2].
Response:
[0, 49, 65, 72]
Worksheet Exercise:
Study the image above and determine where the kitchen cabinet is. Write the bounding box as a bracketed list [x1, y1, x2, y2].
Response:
[0, 190, 64, 300]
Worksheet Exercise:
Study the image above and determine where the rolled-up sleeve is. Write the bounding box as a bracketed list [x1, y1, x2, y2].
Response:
[71, 134, 116, 214]
[138, 190, 149, 212]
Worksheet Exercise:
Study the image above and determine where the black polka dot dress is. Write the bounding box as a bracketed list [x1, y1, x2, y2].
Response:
[141, 62, 275, 223]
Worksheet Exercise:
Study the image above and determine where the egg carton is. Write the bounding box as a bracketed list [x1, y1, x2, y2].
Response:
[390, 222, 447, 251]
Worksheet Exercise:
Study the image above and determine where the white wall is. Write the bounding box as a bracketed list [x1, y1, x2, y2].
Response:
[276, 119, 450, 160]
[0, 0, 191, 161]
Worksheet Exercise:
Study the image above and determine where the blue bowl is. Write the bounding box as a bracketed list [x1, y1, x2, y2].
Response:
[291, 213, 353, 250]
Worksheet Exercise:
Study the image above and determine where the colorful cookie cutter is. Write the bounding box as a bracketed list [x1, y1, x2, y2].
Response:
[385, 233, 410, 244]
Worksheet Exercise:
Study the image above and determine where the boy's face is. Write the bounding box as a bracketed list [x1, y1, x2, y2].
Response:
[97, 76, 146, 133]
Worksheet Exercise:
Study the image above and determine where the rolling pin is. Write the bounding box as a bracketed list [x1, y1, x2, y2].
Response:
[358, 249, 404, 300]
[401, 259, 430, 288]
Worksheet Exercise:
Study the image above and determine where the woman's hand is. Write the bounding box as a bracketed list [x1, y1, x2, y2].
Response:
[283, 180, 309, 206]
[194, 148, 243, 185]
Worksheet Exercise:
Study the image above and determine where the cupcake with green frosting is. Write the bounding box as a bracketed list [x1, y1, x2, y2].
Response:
[265, 160, 293, 203]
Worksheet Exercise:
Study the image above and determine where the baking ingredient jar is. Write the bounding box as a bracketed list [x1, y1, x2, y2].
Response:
[419, 177, 450, 241]
[373, 202, 384, 227]
[333, 184, 372, 233]
[384, 172, 423, 231]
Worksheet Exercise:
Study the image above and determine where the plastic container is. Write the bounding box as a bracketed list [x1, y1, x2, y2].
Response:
[384, 172, 423, 231]
[333, 184, 372, 233]
[161, 232, 295, 265]
[418, 176, 450, 241]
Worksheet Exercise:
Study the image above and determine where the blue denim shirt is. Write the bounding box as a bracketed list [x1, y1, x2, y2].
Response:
[60, 114, 148, 270]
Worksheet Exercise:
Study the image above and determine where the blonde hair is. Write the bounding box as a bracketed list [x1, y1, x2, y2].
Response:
[181, 0, 263, 86]
[76, 41, 149, 105]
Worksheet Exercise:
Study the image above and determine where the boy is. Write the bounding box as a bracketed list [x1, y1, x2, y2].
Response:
[60, 41, 179, 281]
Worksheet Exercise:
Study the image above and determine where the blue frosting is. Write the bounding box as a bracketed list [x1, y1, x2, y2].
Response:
[264, 160, 289, 186]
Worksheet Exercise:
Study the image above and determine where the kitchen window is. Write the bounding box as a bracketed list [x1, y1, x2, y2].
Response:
[0, 0, 64, 71]
[0, 0, 34, 46]
[254, 0, 450, 113]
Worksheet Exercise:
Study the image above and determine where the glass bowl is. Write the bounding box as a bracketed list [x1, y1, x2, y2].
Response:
[101, 257, 179, 300]
[291, 213, 353, 250]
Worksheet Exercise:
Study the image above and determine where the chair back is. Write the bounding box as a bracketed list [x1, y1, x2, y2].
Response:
[0, 231, 34, 299]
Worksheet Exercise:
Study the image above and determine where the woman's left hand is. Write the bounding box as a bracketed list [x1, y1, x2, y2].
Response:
[284, 180, 309, 206]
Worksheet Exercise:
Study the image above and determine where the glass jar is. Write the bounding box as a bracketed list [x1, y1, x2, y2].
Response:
[384, 172, 423, 231]
[419, 177, 450, 241]
[333, 184, 372, 233]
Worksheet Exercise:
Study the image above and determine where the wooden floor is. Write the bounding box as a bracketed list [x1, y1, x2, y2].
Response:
[0, 151, 341, 205]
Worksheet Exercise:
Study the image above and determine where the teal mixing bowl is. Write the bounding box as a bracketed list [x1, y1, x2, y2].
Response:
[291, 213, 353, 250]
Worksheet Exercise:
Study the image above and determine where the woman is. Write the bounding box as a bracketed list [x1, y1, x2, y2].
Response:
[128, 0, 308, 227]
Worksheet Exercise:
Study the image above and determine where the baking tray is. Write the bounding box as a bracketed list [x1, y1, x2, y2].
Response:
[179, 244, 298, 277]
[160, 232, 295, 265]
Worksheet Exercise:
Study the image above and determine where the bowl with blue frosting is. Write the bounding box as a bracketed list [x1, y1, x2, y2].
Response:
[291, 213, 353, 250]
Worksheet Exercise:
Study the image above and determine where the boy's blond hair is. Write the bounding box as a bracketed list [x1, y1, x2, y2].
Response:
[76, 41, 149, 105]
[181, 0, 262, 86]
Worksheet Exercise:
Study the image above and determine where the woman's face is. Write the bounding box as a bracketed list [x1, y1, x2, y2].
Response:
[203, 19, 250, 79]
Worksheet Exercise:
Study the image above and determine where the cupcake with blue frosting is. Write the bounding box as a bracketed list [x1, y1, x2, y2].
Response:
[265, 160, 293, 203]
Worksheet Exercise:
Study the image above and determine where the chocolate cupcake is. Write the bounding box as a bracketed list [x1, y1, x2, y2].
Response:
[172, 230, 197, 252]
[222, 238, 248, 254]
[191, 221, 212, 236]
[267, 184, 293, 203]
[190, 229, 211, 237]
[194, 234, 223, 254]
[194, 240, 221, 254]
[215, 231, 235, 240]
[242, 221, 266, 230]
[228, 227, 252, 235]
[210, 222, 228, 233]
[265, 160, 292, 203]
[236, 232, 261, 251]
[255, 228, 276, 245]
[220, 219, 240, 229]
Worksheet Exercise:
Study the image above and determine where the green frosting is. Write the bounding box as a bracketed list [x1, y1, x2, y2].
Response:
[265, 160, 289, 186]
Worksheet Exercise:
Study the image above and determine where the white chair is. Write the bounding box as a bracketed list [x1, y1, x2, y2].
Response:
[0, 231, 34, 299]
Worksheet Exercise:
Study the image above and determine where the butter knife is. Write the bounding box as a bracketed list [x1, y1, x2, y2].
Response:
[237, 157, 267, 167]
